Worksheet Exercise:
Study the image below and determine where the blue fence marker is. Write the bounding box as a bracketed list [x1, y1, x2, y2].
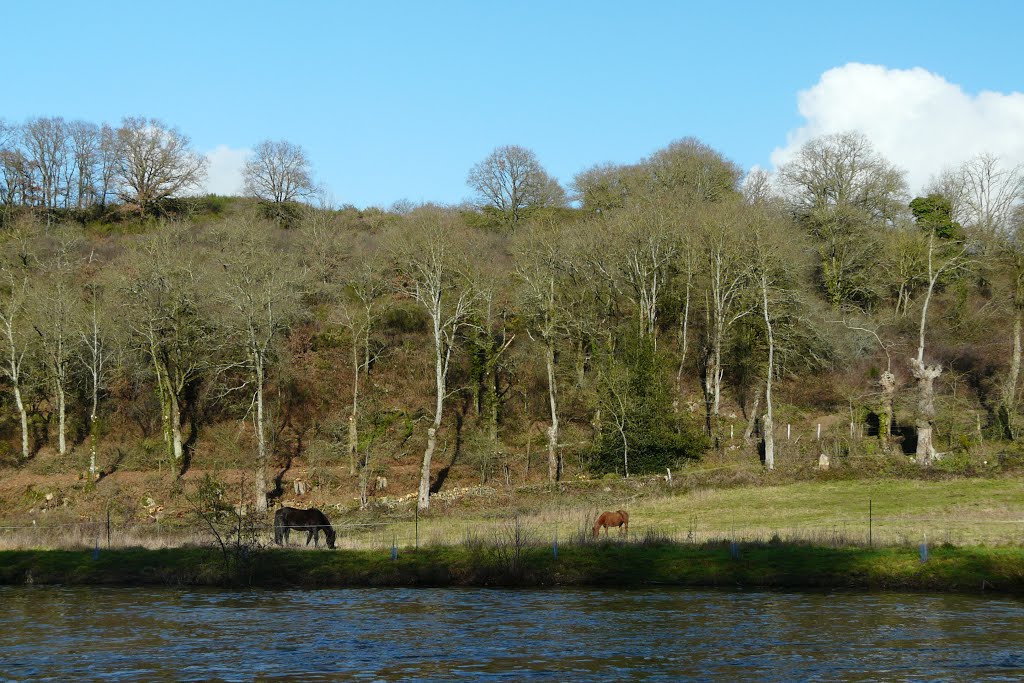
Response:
[391, 535, 398, 561]
[730, 541, 740, 560]
[919, 542, 928, 563]
[92, 540, 99, 561]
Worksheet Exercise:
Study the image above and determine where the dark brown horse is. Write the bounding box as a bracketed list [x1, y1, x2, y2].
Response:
[593, 510, 629, 538]
[274, 507, 337, 549]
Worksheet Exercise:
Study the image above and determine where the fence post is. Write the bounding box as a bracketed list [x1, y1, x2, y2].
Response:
[106, 509, 111, 549]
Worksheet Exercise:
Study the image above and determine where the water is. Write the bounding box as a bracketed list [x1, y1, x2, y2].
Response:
[1, 586, 1021, 681]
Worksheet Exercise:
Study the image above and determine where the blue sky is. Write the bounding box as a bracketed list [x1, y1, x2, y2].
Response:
[4, 1, 1023, 207]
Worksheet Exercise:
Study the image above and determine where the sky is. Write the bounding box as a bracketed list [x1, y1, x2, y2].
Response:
[4, 1, 1024, 208]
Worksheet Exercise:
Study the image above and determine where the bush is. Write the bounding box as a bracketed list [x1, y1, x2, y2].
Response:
[591, 337, 707, 476]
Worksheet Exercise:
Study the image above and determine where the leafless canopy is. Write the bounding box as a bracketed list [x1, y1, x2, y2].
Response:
[242, 139, 316, 204]
[114, 116, 207, 214]
[467, 145, 566, 222]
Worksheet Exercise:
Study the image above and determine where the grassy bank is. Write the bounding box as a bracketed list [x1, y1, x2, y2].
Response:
[3, 542, 1022, 595]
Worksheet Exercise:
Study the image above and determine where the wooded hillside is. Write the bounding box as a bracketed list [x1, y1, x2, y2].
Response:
[2, 116, 1023, 514]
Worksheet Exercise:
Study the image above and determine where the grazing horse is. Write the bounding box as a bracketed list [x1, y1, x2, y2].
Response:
[274, 507, 337, 549]
[593, 510, 629, 538]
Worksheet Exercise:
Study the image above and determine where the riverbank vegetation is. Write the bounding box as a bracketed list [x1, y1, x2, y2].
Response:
[3, 541, 1022, 594]
[1, 115, 1023, 552]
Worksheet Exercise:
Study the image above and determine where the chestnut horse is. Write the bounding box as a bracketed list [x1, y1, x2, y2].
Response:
[274, 507, 337, 549]
[592, 510, 629, 538]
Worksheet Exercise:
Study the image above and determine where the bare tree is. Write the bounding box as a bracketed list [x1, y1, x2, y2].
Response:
[78, 273, 114, 480]
[777, 131, 908, 223]
[114, 117, 207, 215]
[242, 139, 316, 204]
[514, 221, 574, 481]
[697, 202, 755, 438]
[467, 145, 565, 223]
[645, 137, 743, 204]
[68, 121, 101, 209]
[22, 116, 70, 210]
[393, 209, 477, 509]
[30, 229, 82, 456]
[910, 232, 970, 464]
[212, 220, 298, 512]
[956, 154, 1024, 239]
[748, 210, 798, 470]
[607, 204, 679, 342]
[0, 260, 33, 459]
[122, 228, 215, 469]
[333, 249, 389, 477]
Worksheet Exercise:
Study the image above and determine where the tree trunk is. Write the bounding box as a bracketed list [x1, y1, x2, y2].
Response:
[169, 387, 184, 462]
[1003, 312, 1022, 439]
[56, 378, 66, 456]
[89, 364, 99, 479]
[743, 390, 761, 444]
[349, 341, 360, 476]
[254, 359, 268, 514]
[761, 278, 775, 471]
[14, 382, 28, 460]
[545, 338, 559, 482]
[419, 314, 448, 511]
[879, 370, 896, 451]
[674, 281, 690, 412]
[910, 359, 942, 465]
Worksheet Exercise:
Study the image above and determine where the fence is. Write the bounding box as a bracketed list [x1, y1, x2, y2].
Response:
[2, 504, 1021, 552]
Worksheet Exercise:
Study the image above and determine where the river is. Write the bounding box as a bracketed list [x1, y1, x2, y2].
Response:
[1, 587, 1021, 681]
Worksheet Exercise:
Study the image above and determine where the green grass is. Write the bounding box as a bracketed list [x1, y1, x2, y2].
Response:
[332, 476, 1024, 550]
[2, 542, 1022, 594]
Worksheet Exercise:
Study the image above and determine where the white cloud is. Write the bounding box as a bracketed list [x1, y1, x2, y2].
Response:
[202, 145, 250, 196]
[771, 64, 1024, 193]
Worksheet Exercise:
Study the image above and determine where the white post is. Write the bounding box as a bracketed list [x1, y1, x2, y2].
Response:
[787, 423, 791, 440]
[817, 424, 821, 440]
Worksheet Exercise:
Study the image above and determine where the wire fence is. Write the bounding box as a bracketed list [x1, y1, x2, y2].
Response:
[2, 507, 1021, 552]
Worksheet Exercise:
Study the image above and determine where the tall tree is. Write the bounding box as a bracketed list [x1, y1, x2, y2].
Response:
[114, 117, 207, 216]
[22, 116, 70, 210]
[0, 257, 33, 459]
[122, 228, 215, 470]
[696, 202, 754, 439]
[645, 137, 743, 204]
[30, 229, 82, 456]
[778, 132, 908, 310]
[909, 230, 970, 465]
[393, 209, 477, 509]
[243, 139, 316, 204]
[514, 220, 576, 481]
[467, 145, 566, 223]
[334, 248, 389, 478]
[212, 220, 297, 512]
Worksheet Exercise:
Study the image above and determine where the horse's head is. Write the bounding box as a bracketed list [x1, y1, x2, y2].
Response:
[325, 525, 337, 549]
